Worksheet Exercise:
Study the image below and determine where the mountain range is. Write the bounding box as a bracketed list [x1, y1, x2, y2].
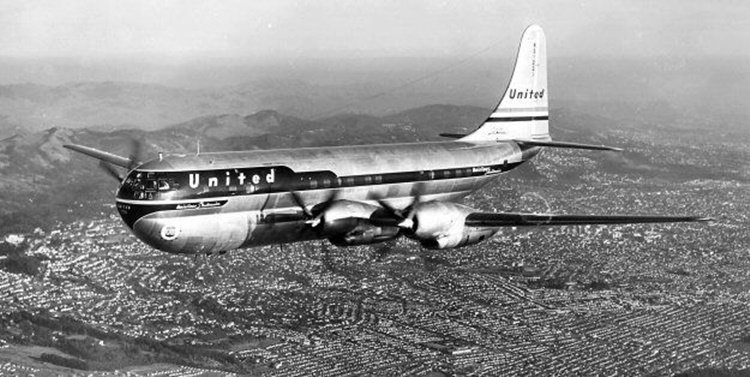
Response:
[1, 56, 747, 139]
[0, 78, 499, 138]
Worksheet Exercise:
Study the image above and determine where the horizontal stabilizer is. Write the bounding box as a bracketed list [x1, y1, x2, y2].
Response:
[514, 139, 623, 151]
[64, 144, 131, 168]
[465, 212, 711, 227]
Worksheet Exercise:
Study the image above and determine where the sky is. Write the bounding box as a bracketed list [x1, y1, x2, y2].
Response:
[1, 0, 748, 60]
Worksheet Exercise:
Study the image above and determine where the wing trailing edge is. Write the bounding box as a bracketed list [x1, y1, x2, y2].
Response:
[465, 212, 712, 227]
[439, 133, 621, 151]
[513, 139, 623, 151]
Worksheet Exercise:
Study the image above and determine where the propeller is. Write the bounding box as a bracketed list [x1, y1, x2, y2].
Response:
[99, 160, 124, 182]
[98, 138, 144, 183]
[374, 182, 427, 232]
[289, 190, 340, 229]
[127, 138, 143, 171]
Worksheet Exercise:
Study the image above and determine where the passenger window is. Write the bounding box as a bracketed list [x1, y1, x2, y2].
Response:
[322, 179, 331, 187]
[374, 175, 382, 184]
[310, 180, 318, 189]
[364, 176, 372, 184]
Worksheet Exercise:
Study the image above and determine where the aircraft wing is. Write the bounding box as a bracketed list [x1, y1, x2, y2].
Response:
[438, 133, 622, 151]
[464, 212, 711, 227]
[64, 144, 131, 168]
[513, 140, 623, 151]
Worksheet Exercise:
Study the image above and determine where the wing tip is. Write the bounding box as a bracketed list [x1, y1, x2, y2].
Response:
[693, 216, 714, 222]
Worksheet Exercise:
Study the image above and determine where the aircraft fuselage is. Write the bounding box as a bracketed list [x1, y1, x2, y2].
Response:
[116, 140, 533, 254]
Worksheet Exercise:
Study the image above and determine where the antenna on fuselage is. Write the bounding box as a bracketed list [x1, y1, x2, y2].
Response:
[196, 139, 201, 156]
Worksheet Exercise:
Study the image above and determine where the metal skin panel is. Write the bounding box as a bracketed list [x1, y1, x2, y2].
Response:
[118, 141, 532, 254]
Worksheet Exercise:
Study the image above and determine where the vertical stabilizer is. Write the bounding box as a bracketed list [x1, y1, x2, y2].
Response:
[462, 25, 549, 142]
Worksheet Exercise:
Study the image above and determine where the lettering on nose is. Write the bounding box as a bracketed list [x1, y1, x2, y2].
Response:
[188, 168, 276, 191]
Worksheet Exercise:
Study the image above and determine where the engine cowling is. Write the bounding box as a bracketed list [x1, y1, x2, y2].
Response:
[316, 200, 381, 237]
[329, 222, 400, 246]
[316, 201, 400, 246]
[408, 202, 498, 249]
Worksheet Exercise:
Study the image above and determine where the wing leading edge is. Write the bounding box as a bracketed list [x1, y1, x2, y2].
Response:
[64, 144, 131, 168]
[465, 212, 712, 227]
[513, 139, 623, 152]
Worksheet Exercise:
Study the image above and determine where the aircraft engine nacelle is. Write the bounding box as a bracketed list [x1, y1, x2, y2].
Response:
[409, 202, 498, 249]
[329, 222, 400, 246]
[317, 200, 381, 237]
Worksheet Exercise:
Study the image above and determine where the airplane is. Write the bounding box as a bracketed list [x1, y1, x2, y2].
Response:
[64, 25, 709, 255]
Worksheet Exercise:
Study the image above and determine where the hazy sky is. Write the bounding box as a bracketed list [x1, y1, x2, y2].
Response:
[1, 0, 748, 60]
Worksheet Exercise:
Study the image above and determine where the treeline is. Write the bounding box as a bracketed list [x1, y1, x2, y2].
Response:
[0, 241, 40, 276]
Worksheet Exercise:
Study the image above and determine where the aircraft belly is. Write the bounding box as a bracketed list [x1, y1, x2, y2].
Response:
[132, 210, 251, 254]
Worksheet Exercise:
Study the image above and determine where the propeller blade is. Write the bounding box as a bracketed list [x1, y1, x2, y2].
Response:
[305, 190, 341, 229]
[373, 182, 427, 231]
[314, 190, 340, 214]
[376, 199, 404, 219]
[290, 191, 314, 218]
[99, 160, 123, 182]
[403, 182, 427, 226]
[127, 138, 143, 171]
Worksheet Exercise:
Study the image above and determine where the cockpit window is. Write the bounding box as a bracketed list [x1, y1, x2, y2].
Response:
[158, 179, 170, 191]
[120, 171, 175, 200]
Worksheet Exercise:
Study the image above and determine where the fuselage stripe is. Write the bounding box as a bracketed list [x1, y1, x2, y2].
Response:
[484, 116, 549, 122]
[118, 161, 522, 204]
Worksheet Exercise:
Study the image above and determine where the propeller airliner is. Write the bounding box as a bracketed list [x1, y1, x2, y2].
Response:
[65, 25, 709, 255]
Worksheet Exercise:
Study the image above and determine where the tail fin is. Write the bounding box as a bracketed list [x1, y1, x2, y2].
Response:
[462, 25, 549, 142]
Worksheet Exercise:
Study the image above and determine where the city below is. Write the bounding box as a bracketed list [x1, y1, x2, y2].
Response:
[1, 122, 749, 376]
